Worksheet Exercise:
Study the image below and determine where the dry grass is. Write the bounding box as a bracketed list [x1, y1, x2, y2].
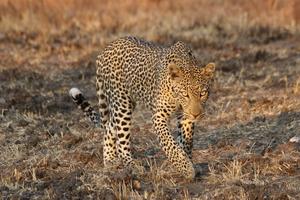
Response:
[1, 0, 300, 199]
[0, 0, 299, 34]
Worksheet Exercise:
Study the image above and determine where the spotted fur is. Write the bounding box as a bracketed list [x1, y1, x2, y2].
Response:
[70, 36, 215, 179]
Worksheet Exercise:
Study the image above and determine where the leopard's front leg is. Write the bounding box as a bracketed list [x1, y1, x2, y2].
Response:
[152, 112, 195, 179]
[176, 116, 194, 159]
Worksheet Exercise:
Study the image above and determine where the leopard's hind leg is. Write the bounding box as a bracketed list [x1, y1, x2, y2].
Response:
[96, 77, 119, 166]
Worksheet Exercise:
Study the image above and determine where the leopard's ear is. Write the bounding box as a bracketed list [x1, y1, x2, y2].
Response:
[202, 63, 215, 78]
[172, 41, 185, 49]
[168, 63, 183, 81]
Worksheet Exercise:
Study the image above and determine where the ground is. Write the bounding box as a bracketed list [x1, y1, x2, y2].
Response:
[0, 0, 300, 199]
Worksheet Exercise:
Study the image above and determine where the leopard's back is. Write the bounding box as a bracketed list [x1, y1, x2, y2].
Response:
[96, 36, 165, 106]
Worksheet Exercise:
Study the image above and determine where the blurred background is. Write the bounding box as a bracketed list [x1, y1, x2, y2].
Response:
[0, 0, 299, 71]
[0, 0, 300, 199]
[1, 0, 299, 64]
[1, 0, 300, 33]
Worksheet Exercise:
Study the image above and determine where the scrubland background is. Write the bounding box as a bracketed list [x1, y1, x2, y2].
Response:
[0, 0, 300, 199]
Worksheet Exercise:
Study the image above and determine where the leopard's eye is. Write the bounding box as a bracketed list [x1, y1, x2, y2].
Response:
[182, 91, 189, 98]
[200, 90, 207, 98]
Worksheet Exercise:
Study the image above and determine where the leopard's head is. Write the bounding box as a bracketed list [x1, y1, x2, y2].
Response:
[167, 42, 215, 121]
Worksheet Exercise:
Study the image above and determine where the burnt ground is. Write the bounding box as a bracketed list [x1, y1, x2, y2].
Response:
[0, 23, 300, 199]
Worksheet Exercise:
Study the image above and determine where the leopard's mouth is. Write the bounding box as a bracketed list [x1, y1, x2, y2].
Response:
[182, 111, 205, 121]
[191, 112, 205, 121]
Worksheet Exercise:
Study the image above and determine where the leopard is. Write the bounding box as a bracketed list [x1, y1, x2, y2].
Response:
[69, 36, 215, 179]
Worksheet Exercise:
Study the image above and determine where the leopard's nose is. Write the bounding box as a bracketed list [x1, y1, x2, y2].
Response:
[192, 113, 200, 119]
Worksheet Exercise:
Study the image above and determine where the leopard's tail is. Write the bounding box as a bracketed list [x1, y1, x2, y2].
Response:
[69, 87, 100, 127]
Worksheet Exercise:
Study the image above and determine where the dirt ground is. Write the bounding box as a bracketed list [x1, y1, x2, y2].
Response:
[0, 1, 300, 199]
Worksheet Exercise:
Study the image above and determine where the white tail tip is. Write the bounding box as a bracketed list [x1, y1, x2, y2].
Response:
[289, 136, 300, 143]
[69, 87, 82, 98]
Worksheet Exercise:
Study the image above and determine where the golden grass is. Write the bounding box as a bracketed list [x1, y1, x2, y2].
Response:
[0, 0, 299, 34]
